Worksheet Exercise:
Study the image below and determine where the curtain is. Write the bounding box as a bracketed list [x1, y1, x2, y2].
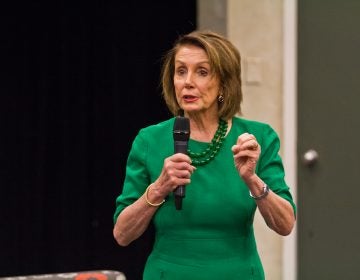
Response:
[0, 2, 196, 279]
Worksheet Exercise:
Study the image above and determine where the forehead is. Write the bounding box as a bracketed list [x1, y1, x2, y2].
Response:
[175, 44, 209, 62]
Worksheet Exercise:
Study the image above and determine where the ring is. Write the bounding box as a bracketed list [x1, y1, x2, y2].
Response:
[251, 143, 258, 150]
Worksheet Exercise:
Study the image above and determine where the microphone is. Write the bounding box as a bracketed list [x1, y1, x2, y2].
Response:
[173, 116, 190, 210]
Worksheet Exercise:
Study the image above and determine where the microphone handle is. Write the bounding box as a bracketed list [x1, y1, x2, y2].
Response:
[174, 140, 188, 209]
[174, 185, 185, 197]
[174, 140, 188, 154]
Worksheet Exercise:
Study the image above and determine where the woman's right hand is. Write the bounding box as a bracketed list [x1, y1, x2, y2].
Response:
[151, 153, 196, 199]
[113, 153, 195, 246]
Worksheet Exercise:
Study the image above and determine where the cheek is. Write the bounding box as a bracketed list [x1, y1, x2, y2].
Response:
[174, 78, 187, 97]
[173, 78, 183, 90]
[202, 83, 219, 99]
[174, 78, 180, 86]
[173, 81, 182, 102]
[199, 77, 218, 92]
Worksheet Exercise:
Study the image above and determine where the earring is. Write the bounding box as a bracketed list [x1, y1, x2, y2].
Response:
[218, 94, 224, 103]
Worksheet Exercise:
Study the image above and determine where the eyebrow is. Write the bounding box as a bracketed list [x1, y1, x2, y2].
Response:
[174, 59, 210, 65]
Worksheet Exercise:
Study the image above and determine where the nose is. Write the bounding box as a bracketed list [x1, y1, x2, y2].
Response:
[184, 72, 194, 88]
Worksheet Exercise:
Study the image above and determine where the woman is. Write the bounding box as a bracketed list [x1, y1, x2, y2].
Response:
[113, 30, 296, 279]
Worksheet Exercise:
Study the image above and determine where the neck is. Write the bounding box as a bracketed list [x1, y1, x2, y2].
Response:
[187, 116, 220, 142]
[187, 118, 228, 166]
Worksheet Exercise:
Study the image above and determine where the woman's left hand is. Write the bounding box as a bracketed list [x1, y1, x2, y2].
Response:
[232, 133, 295, 236]
[231, 133, 261, 182]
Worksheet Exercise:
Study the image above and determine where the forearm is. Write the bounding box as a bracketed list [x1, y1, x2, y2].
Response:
[246, 176, 295, 236]
[256, 192, 295, 235]
[113, 154, 194, 246]
[113, 187, 164, 246]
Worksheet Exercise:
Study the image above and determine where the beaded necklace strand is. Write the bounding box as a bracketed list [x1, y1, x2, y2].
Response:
[188, 119, 228, 166]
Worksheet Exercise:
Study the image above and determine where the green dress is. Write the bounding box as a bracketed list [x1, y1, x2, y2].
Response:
[114, 117, 296, 280]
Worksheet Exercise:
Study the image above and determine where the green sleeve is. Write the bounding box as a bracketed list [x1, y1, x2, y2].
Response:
[113, 130, 150, 224]
[257, 124, 297, 217]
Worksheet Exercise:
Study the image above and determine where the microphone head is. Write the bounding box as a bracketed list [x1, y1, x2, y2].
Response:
[173, 116, 190, 141]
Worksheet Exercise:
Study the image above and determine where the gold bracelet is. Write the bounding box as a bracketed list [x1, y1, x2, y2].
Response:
[144, 184, 165, 207]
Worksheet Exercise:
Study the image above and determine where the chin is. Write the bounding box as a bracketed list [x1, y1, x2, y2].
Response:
[181, 105, 202, 112]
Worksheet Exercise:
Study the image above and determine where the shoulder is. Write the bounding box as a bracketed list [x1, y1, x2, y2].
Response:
[231, 116, 279, 145]
[133, 118, 175, 146]
[138, 118, 174, 136]
[128, 118, 174, 156]
[231, 116, 273, 133]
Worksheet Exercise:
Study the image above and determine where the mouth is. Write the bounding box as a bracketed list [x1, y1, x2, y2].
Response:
[183, 94, 199, 102]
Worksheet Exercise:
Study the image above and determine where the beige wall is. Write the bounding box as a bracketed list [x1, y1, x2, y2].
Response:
[198, 1, 296, 279]
[228, 1, 284, 279]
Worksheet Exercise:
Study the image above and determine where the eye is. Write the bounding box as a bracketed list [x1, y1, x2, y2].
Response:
[198, 68, 209, 76]
[175, 67, 187, 76]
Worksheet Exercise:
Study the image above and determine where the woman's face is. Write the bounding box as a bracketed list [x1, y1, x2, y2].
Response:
[174, 44, 220, 117]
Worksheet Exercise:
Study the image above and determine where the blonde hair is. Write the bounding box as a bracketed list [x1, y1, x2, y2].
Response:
[161, 30, 242, 119]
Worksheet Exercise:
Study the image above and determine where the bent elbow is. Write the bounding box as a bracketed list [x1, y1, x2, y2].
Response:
[276, 221, 295, 236]
[278, 226, 293, 236]
[113, 227, 132, 247]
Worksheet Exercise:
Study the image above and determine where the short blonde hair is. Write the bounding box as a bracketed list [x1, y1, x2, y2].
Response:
[161, 30, 242, 119]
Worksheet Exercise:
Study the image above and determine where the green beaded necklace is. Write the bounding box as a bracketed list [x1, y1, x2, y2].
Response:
[188, 119, 228, 166]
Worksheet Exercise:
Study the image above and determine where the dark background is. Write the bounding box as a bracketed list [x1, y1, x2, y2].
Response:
[0, 2, 196, 280]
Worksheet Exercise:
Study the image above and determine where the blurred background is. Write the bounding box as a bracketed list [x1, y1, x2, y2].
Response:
[0, 1, 195, 279]
[1, 1, 359, 280]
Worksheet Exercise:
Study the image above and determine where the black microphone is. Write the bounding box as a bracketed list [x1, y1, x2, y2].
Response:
[173, 116, 190, 210]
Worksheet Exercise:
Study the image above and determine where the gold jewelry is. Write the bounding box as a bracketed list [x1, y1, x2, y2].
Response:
[144, 184, 165, 207]
[251, 142, 259, 150]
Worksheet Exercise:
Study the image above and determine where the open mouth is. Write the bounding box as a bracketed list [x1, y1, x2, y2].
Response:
[183, 95, 198, 102]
